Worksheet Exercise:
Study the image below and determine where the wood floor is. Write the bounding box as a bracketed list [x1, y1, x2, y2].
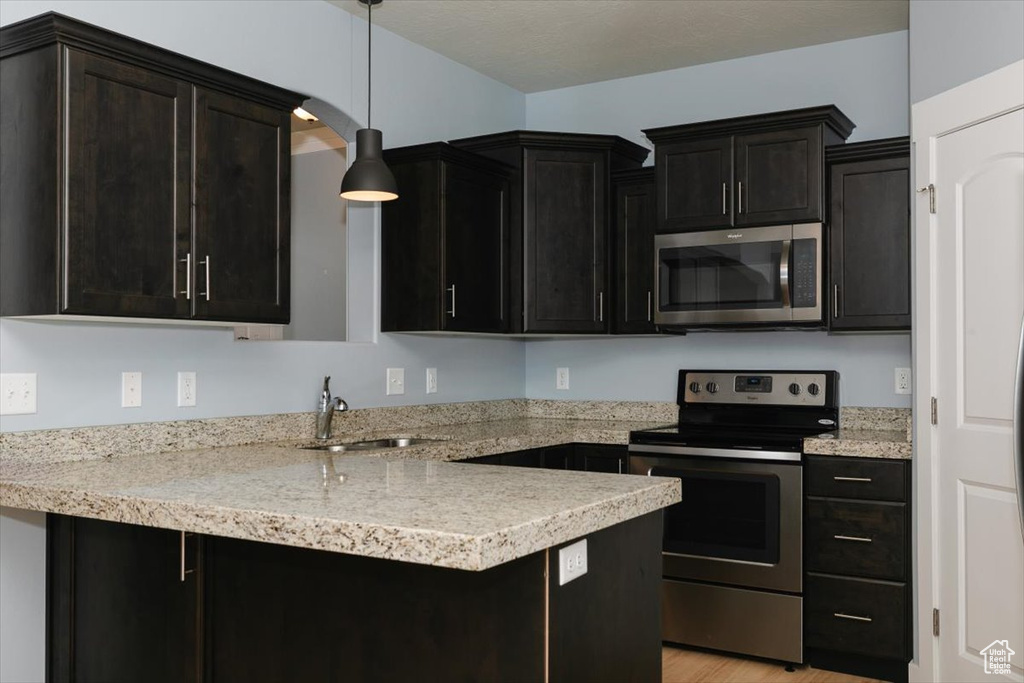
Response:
[662, 646, 883, 683]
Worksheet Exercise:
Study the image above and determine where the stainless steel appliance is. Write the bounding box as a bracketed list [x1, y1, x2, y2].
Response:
[654, 223, 822, 327]
[629, 369, 839, 664]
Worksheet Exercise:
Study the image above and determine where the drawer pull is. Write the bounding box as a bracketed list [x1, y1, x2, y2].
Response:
[833, 476, 873, 483]
[834, 612, 873, 623]
[834, 534, 873, 543]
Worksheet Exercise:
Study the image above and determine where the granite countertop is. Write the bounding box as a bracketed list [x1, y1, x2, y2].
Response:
[0, 417, 680, 571]
[803, 428, 912, 459]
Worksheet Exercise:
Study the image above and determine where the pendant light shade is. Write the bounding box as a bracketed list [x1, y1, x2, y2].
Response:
[340, 128, 398, 201]
[340, 0, 398, 202]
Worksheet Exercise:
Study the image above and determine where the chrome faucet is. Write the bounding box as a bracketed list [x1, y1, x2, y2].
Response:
[315, 375, 348, 439]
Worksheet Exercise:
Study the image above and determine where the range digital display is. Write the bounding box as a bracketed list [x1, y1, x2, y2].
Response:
[735, 375, 772, 393]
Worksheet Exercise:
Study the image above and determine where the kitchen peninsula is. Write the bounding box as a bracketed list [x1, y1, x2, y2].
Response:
[0, 408, 679, 682]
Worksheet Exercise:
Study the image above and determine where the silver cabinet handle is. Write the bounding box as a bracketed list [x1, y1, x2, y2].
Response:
[647, 290, 652, 323]
[834, 534, 873, 543]
[446, 284, 456, 318]
[779, 239, 791, 309]
[833, 284, 839, 319]
[179, 253, 191, 299]
[180, 531, 196, 582]
[834, 476, 872, 483]
[737, 181, 744, 214]
[1015, 315, 1024, 540]
[199, 255, 211, 301]
[834, 612, 873, 623]
[617, 459, 623, 474]
[598, 291, 604, 323]
[721, 182, 727, 215]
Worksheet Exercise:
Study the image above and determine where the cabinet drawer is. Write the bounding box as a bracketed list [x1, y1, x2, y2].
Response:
[805, 455, 907, 501]
[805, 499, 906, 580]
[805, 573, 907, 660]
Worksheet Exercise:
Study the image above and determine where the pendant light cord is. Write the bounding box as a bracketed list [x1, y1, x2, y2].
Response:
[367, 0, 372, 129]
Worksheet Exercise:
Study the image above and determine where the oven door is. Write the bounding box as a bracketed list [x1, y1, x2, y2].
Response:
[629, 449, 802, 593]
[654, 223, 821, 326]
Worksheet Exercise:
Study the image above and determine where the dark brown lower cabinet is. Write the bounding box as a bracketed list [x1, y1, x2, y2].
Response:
[803, 455, 911, 683]
[47, 511, 662, 682]
[463, 443, 629, 474]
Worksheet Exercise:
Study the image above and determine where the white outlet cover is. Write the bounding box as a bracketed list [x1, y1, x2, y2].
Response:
[0, 373, 37, 415]
[426, 368, 437, 394]
[556, 367, 570, 391]
[894, 367, 912, 395]
[177, 371, 197, 407]
[121, 372, 142, 408]
[386, 368, 405, 396]
[558, 538, 588, 586]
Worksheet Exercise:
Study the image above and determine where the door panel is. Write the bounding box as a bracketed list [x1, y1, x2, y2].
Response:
[614, 176, 656, 333]
[524, 149, 606, 332]
[736, 127, 821, 227]
[935, 107, 1024, 681]
[63, 48, 191, 318]
[193, 88, 289, 323]
[657, 137, 732, 231]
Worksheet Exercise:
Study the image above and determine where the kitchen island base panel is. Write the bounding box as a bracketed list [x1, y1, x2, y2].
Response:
[805, 648, 908, 683]
[47, 511, 663, 682]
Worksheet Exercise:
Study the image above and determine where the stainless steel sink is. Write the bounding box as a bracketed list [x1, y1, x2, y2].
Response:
[302, 437, 441, 452]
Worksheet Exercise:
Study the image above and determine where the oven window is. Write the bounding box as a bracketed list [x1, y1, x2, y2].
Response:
[652, 466, 781, 564]
[658, 241, 783, 311]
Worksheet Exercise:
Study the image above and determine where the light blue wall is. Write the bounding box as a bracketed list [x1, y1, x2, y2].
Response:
[0, 0, 527, 433]
[523, 30, 913, 408]
[910, 0, 1024, 103]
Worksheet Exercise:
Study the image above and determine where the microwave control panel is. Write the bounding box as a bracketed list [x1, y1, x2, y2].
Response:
[683, 371, 829, 407]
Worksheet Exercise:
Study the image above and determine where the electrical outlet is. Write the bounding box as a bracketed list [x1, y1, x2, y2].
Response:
[426, 368, 437, 394]
[558, 539, 588, 586]
[556, 367, 570, 391]
[0, 373, 37, 415]
[895, 367, 912, 395]
[386, 368, 405, 396]
[177, 371, 197, 407]
[121, 372, 142, 408]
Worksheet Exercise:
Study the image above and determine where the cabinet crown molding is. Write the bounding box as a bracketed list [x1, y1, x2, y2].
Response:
[643, 105, 855, 144]
[382, 142, 515, 176]
[0, 12, 306, 110]
[450, 130, 650, 167]
[825, 136, 910, 163]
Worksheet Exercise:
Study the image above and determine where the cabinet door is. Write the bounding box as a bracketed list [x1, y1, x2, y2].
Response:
[194, 88, 290, 323]
[575, 444, 628, 474]
[735, 126, 822, 226]
[48, 515, 201, 683]
[524, 148, 607, 333]
[443, 161, 509, 332]
[542, 444, 576, 470]
[63, 49, 192, 318]
[613, 176, 657, 333]
[501, 448, 543, 468]
[829, 157, 911, 330]
[655, 136, 733, 231]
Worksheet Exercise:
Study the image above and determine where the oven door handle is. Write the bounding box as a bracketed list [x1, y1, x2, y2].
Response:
[780, 239, 791, 310]
[627, 443, 801, 462]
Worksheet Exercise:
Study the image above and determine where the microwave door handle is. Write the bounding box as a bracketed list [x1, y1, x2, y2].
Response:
[780, 239, 791, 309]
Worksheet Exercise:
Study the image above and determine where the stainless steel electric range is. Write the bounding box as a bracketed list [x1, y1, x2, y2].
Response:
[628, 369, 840, 664]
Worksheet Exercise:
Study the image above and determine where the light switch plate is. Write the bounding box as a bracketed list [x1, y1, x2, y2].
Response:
[386, 368, 405, 396]
[0, 373, 37, 415]
[558, 539, 588, 586]
[122, 372, 142, 408]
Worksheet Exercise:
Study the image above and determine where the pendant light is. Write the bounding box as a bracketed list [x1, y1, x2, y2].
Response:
[340, 0, 398, 202]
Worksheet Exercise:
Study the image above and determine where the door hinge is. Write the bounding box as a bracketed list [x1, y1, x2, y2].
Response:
[931, 397, 938, 425]
[933, 608, 940, 637]
[917, 184, 936, 214]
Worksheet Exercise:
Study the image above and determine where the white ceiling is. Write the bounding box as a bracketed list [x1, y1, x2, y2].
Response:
[331, 0, 909, 93]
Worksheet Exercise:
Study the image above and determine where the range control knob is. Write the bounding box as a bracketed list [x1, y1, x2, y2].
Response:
[788, 382, 802, 396]
[705, 381, 719, 394]
[689, 381, 702, 394]
[807, 383, 821, 396]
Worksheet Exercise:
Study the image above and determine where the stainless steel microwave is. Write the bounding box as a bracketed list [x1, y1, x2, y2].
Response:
[654, 223, 822, 327]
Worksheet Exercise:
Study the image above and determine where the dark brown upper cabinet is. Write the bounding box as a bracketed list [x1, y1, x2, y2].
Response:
[450, 131, 649, 334]
[380, 143, 512, 333]
[644, 106, 855, 233]
[826, 138, 911, 331]
[611, 168, 657, 334]
[0, 13, 301, 324]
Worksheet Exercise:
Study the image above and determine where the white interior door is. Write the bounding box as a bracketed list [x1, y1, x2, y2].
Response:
[933, 106, 1024, 682]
